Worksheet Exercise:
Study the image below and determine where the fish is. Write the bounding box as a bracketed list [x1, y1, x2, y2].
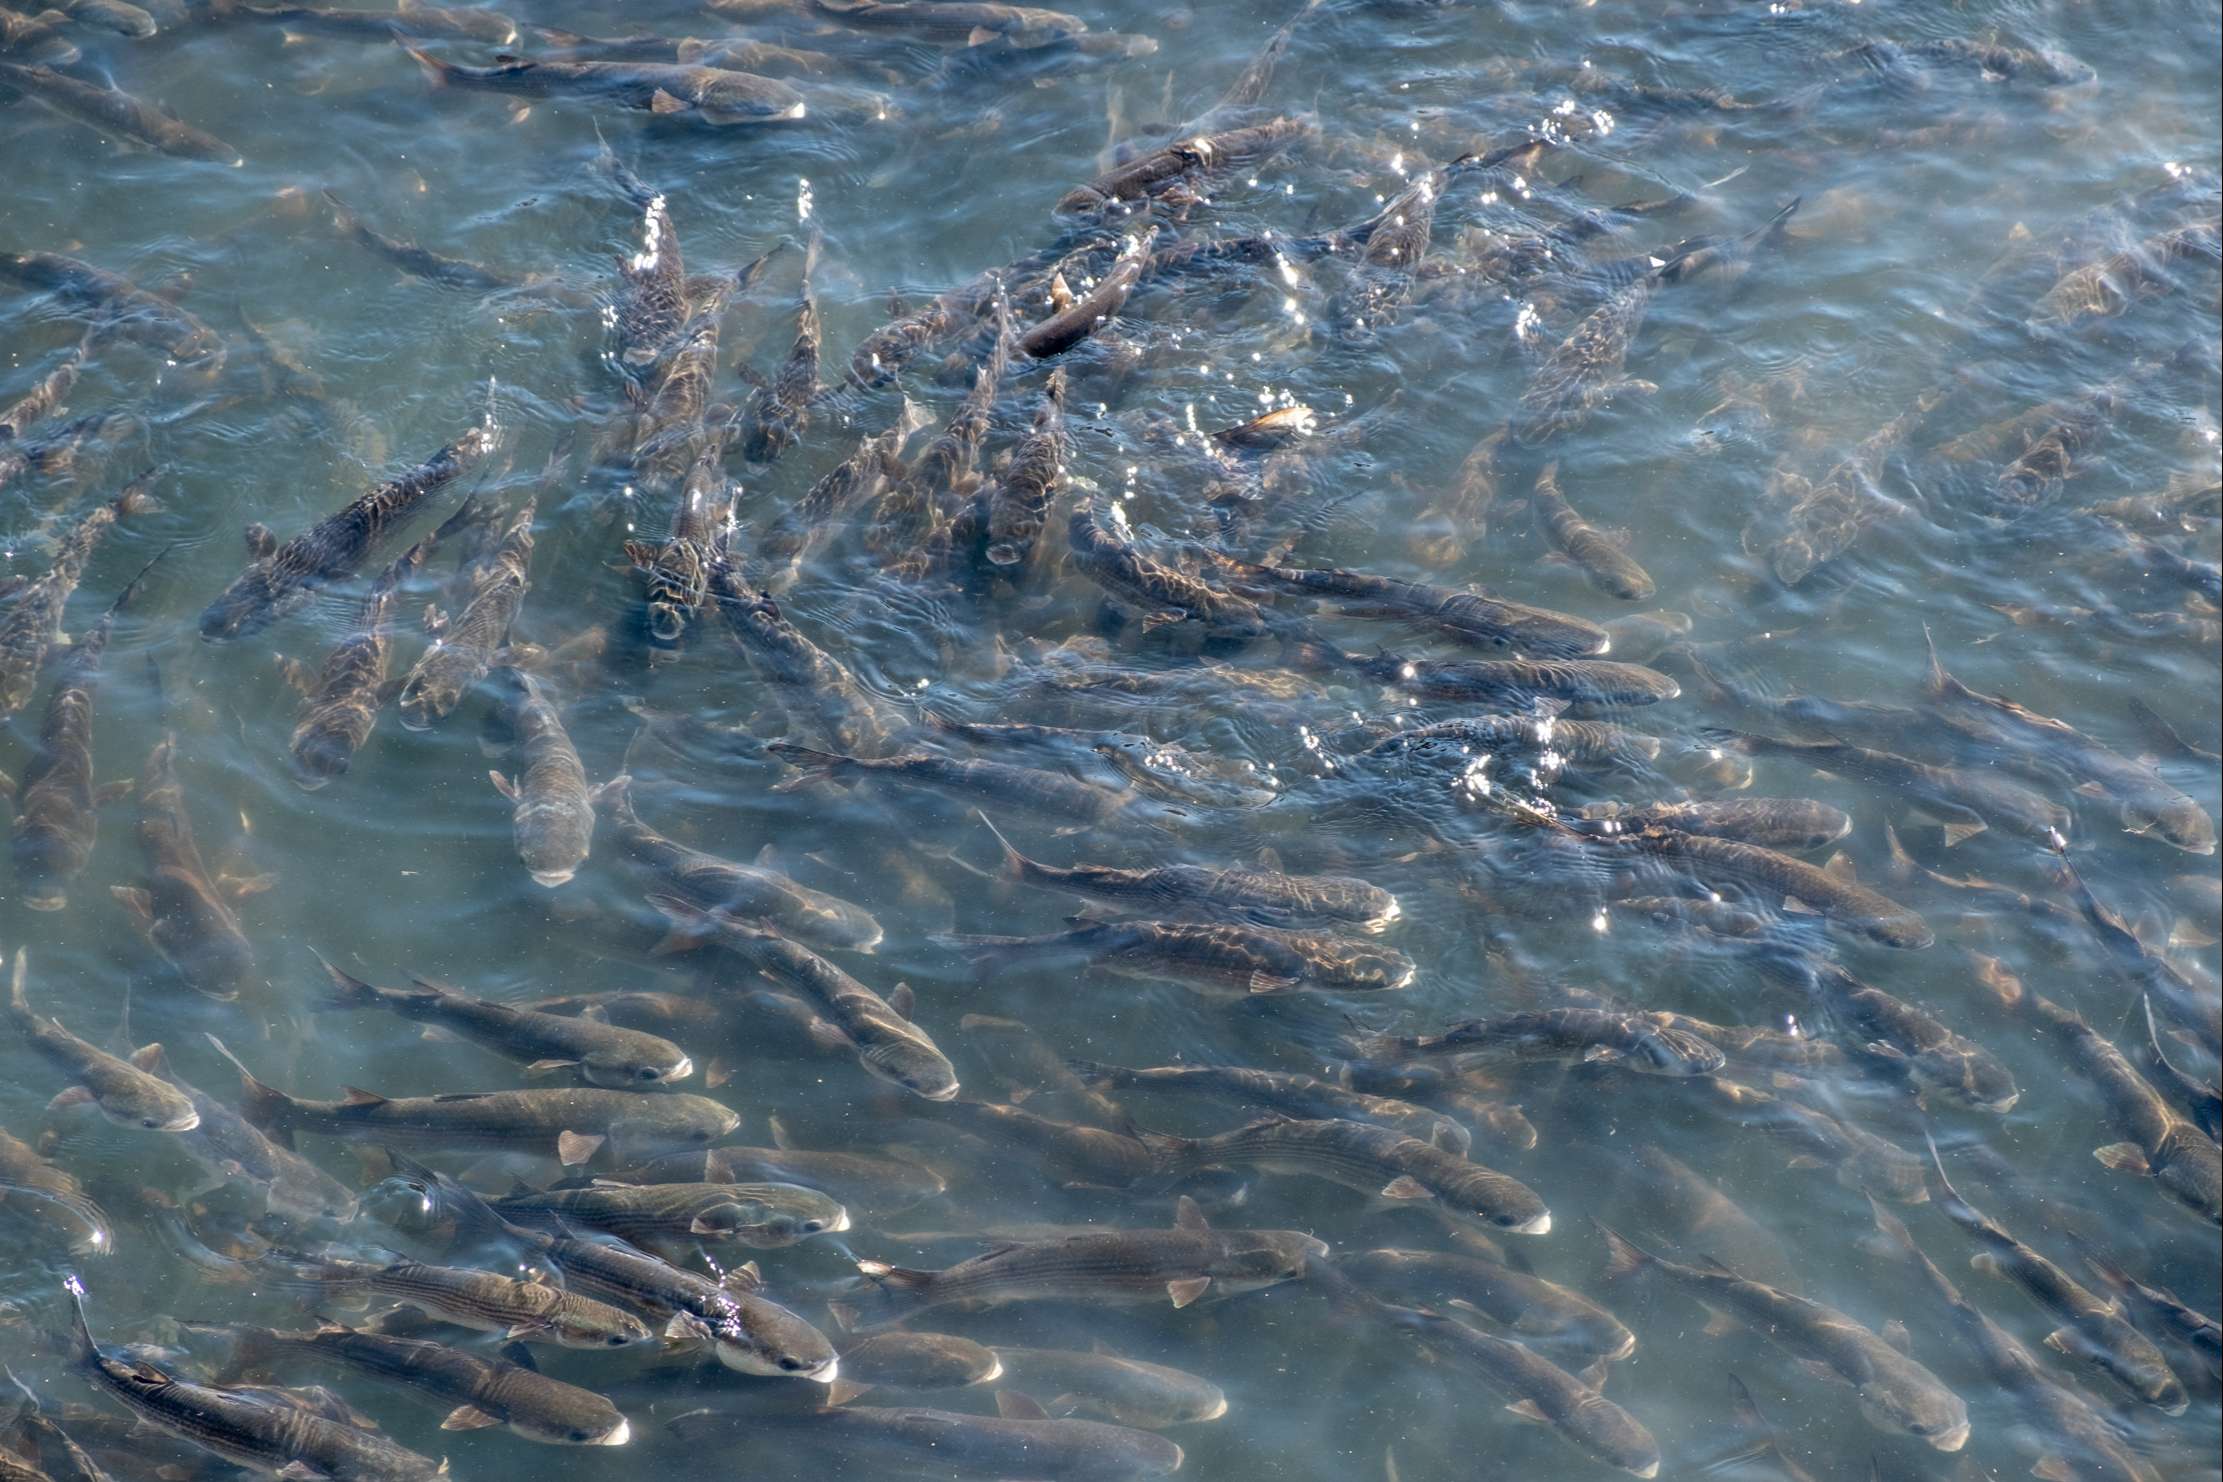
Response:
[1531, 461, 1655, 601]
[834, 1331, 1002, 1392]
[186, 1320, 628, 1446]
[973, 813, 1387, 928]
[0, 252, 223, 367]
[0, 477, 155, 718]
[320, 189, 528, 293]
[1019, 229, 1156, 358]
[606, 780, 883, 951]
[941, 915, 1415, 995]
[0, 6, 78, 61]
[204, 1033, 738, 1164]
[1350, 714, 1662, 777]
[2009, 992, 2221, 1225]
[218, 0, 520, 43]
[668, 1398, 1183, 1479]
[282, 517, 452, 788]
[958, 1012, 1129, 1126]
[988, 1346, 1226, 1428]
[2135, 996, 2223, 1141]
[707, 579, 909, 757]
[1211, 558, 1611, 658]
[1988, 349, 2183, 515]
[397, 493, 532, 728]
[201, 420, 495, 641]
[110, 733, 258, 1001]
[1701, 1074, 1929, 1203]
[1924, 1135, 2186, 1412]
[738, 232, 820, 464]
[1066, 495, 1276, 634]
[982, 367, 1067, 569]
[622, 1141, 948, 1216]
[498, 1177, 848, 1249]
[840, 1194, 1322, 1322]
[1922, 627, 2215, 854]
[1597, 1223, 1969, 1451]
[1340, 1247, 1635, 1361]
[2032, 219, 2221, 326]
[627, 416, 734, 650]
[0, 1126, 110, 1256]
[1076, 1059, 1465, 1153]
[772, 743, 1172, 828]
[929, 1097, 1160, 1186]
[1351, 1009, 1725, 1078]
[60, 1278, 448, 1481]
[1143, 1116, 1550, 1233]
[7, 550, 163, 911]
[0, 333, 87, 441]
[1569, 798, 1852, 852]
[132, 1044, 359, 1222]
[1056, 116, 1311, 220]
[1744, 384, 1945, 586]
[752, 399, 917, 591]
[1316, 647, 1681, 709]
[1783, 958, 2018, 1112]
[400, 42, 808, 124]
[256, 1247, 655, 1349]
[2080, 1247, 2223, 1383]
[608, 188, 690, 380]
[1510, 270, 1662, 447]
[648, 894, 959, 1101]
[0, 62, 240, 164]
[806, 0, 1089, 49]
[1705, 728, 2067, 846]
[486, 666, 614, 888]
[1864, 1201, 2161, 1482]
[314, 953, 691, 1087]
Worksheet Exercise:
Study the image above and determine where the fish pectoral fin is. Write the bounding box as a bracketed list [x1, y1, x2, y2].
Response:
[128, 1042, 167, 1072]
[1166, 1277, 1212, 1309]
[995, 1390, 1051, 1421]
[219, 871, 276, 899]
[1378, 1176, 1434, 1201]
[2030, 1456, 2077, 1482]
[1580, 1045, 1621, 1064]
[1699, 1306, 1739, 1338]
[441, 1405, 502, 1431]
[521, 1059, 578, 1077]
[1503, 1399, 1548, 1424]
[703, 1059, 732, 1089]
[45, 1085, 95, 1115]
[648, 88, 689, 115]
[1780, 895, 1819, 915]
[1939, 819, 1987, 848]
[110, 885, 157, 928]
[1879, 1319, 1912, 1355]
[1791, 1358, 1844, 1386]
[488, 770, 519, 801]
[2092, 1142, 2151, 1175]
[824, 1380, 872, 1406]
[1173, 1195, 1211, 1233]
[1247, 972, 1301, 994]
[94, 779, 136, 806]
[2072, 781, 2108, 799]
[275, 1464, 334, 1482]
[556, 1130, 606, 1166]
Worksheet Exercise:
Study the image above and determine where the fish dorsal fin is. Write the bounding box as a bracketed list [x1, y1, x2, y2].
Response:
[129, 1042, 168, 1074]
[1822, 851, 1858, 884]
[994, 1390, 1050, 1421]
[340, 1087, 389, 1108]
[1173, 1195, 1210, 1232]
[754, 842, 780, 869]
[768, 1114, 794, 1151]
[1696, 1253, 1740, 1276]
[888, 983, 915, 1022]
[556, 1131, 605, 1166]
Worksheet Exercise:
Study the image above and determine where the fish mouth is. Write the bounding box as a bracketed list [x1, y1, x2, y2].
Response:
[25, 894, 67, 912]
[289, 769, 333, 792]
[593, 1419, 632, 1446]
[977, 1357, 1004, 1383]
[1509, 1210, 1552, 1236]
[830, 1211, 852, 1233]
[146, 1109, 202, 1133]
[919, 1081, 962, 1102]
[809, 1356, 839, 1384]
[666, 1057, 697, 1082]
[530, 868, 579, 887]
[1927, 1419, 1971, 1453]
[1197, 1396, 1230, 1421]
[1629, 1462, 1660, 1479]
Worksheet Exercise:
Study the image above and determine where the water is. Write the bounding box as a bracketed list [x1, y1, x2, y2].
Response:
[3, 0, 2219, 1477]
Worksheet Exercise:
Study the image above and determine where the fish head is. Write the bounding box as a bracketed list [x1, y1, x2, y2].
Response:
[1319, 942, 1418, 992]
[1858, 1374, 1969, 1452]
[1216, 1229, 1331, 1289]
[616, 1096, 743, 1156]
[1629, 1024, 1726, 1077]
[2034, 48, 2097, 85]
[105, 1089, 199, 1134]
[860, 1040, 959, 1101]
[2126, 795, 2219, 856]
[711, 1296, 838, 1382]
[582, 1050, 696, 1089]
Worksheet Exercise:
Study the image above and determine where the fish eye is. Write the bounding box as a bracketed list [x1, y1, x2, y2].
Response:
[605, 1333, 631, 1347]
[142, 1116, 162, 1128]
[800, 1220, 826, 1235]
[569, 1430, 593, 1443]
[778, 1355, 807, 1371]
[636, 1067, 662, 1082]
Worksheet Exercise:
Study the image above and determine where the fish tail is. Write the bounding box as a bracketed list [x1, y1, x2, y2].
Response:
[396, 35, 450, 84]
[767, 743, 852, 790]
[113, 472, 162, 519]
[974, 810, 1033, 881]
[1919, 1132, 1977, 1224]
[1593, 1220, 1657, 1281]
[1062, 1056, 1124, 1088]
[201, 1032, 296, 1140]
[109, 543, 174, 615]
[309, 948, 382, 1012]
[6, 947, 29, 1025]
[58, 1274, 96, 1363]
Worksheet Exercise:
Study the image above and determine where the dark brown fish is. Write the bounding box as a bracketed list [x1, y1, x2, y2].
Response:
[807, 0, 1087, 48]
[402, 42, 808, 123]
[110, 733, 256, 1002]
[321, 189, 527, 293]
[940, 915, 1413, 994]
[1213, 557, 1609, 657]
[5, 952, 199, 1131]
[1019, 229, 1155, 358]
[7, 551, 162, 911]
[1320, 646, 1681, 708]
[753, 399, 915, 591]
[201, 420, 494, 640]
[739, 232, 820, 464]
[0, 62, 240, 164]
[1066, 496, 1272, 633]
[487, 667, 611, 889]
[0, 333, 87, 441]
[1510, 272, 1660, 447]
[217, 0, 519, 41]
[1707, 728, 2067, 846]
[1350, 1009, 1724, 1077]
[1570, 798, 1852, 852]
[2032, 219, 2220, 326]
[0, 252, 223, 367]
[0, 477, 154, 717]
[1743, 385, 1945, 586]
[398, 494, 532, 729]
[1074, 1060, 1463, 1153]
[772, 743, 1172, 828]
[1532, 461, 1655, 600]
[0, 1124, 111, 1256]
[606, 780, 882, 951]
[983, 368, 1067, 569]
[708, 577, 908, 757]
[1056, 116, 1310, 219]
[1579, 821, 1933, 949]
